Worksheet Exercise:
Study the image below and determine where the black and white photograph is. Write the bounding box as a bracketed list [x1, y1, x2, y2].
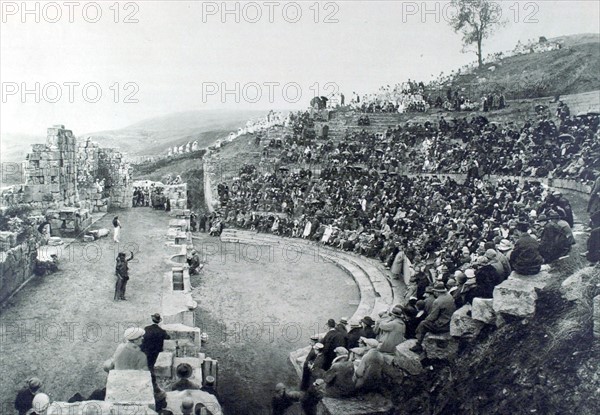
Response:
[1, 1, 599, 414]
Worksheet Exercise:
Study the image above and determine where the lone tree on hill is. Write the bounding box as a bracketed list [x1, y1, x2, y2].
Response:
[448, 0, 507, 68]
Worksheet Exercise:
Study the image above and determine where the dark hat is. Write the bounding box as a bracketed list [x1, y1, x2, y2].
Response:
[391, 305, 404, 317]
[27, 378, 42, 391]
[151, 313, 162, 323]
[361, 316, 375, 327]
[537, 214, 548, 223]
[547, 210, 560, 220]
[176, 363, 193, 379]
[433, 282, 447, 292]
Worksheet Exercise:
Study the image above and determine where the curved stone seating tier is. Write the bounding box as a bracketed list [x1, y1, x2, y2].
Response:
[220, 229, 400, 323]
[47, 400, 158, 415]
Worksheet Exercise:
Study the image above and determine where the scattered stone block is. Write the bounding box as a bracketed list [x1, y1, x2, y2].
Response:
[162, 323, 201, 346]
[472, 298, 496, 324]
[561, 267, 596, 302]
[83, 235, 95, 242]
[47, 401, 158, 415]
[155, 352, 173, 378]
[48, 237, 63, 246]
[105, 370, 154, 409]
[423, 332, 458, 360]
[318, 393, 393, 415]
[493, 279, 538, 318]
[393, 339, 424, 375]
[508, 270, 552, 292]
[450, 304, 484, 338]
[594, 295, 600, 339]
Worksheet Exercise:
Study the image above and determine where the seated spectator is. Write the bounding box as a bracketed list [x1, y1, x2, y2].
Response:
[374, 305, 406, 353]
[171, 363, 201, 391]
[15, 378, 42, 415]
[271, 383, 303, 415]
[105, 328, 148, 371]
[410, 282, 456, 353]
[509, 221, 544, 275]
[26, 393, 50, 415]
[538, 212, 572, 263]
[323, 349, 355, 398]
[352, 338, 384, 392]
[301, 379, 325, 415]
[360, 316, 377, 339]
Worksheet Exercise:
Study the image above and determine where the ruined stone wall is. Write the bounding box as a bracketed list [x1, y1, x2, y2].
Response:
[98, 148, 133, 209]
[0, 234, 38, 304]
[1, 126, 133, 213]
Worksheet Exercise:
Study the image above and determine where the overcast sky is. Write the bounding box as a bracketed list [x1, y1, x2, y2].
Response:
[1, 0, 599, 135]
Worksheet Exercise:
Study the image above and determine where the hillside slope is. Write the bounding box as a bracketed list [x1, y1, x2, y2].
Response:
[443, 34, 600, 100]
[0, 109, 268, 164]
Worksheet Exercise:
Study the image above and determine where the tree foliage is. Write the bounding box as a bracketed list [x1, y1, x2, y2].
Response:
[448, 0, 506, 67]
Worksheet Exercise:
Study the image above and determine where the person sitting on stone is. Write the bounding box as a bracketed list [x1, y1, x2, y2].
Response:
[352, 338, 384, 392]
[105, 327, 148, 371]
[410, 282, 456, 353]
[187, 250, 203, 275]
[538, 212, 572, 263]
[15, 377, 42, 415]
[374, 305, 406, 353]
[171, 363, 201, 391]
[509, 221, 544, 275]
[323, 348, 355, 398]
[271, 383, 303, 415]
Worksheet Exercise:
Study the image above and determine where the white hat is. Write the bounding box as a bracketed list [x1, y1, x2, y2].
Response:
[32, 393, 50, 413]
[124, 327, 145, 341]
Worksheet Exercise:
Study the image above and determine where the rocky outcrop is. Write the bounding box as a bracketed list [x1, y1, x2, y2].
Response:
[493, 279, 538, 318]
[472, 298, 496, 324]
[394, 340, 424, 375]
[423, 333, 458, 360]
[450, 304, 485, 338]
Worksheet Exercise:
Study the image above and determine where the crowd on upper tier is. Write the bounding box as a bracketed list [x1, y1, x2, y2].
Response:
[233, 101, 599, 185]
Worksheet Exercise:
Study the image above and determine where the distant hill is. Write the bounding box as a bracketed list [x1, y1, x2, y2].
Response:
[0, 109, 269, 164]
[85, 109, 269, 156]
[440, 33, 600, 100]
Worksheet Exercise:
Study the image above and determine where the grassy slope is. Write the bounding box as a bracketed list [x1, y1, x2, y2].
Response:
[442, 34, 600, 100]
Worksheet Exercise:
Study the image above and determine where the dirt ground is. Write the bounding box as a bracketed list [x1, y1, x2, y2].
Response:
[0, 209, 169, 406]
[190, 235, 359, 415]
[0, 208, 359, 415]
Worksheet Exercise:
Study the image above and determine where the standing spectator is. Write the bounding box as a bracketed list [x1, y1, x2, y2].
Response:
[114, 251, 134, 301]
[141, 313, 171, 385]
[112, 216, 121, 243]
[322, 319, 346, 370]
[15, 378, 42, 415]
